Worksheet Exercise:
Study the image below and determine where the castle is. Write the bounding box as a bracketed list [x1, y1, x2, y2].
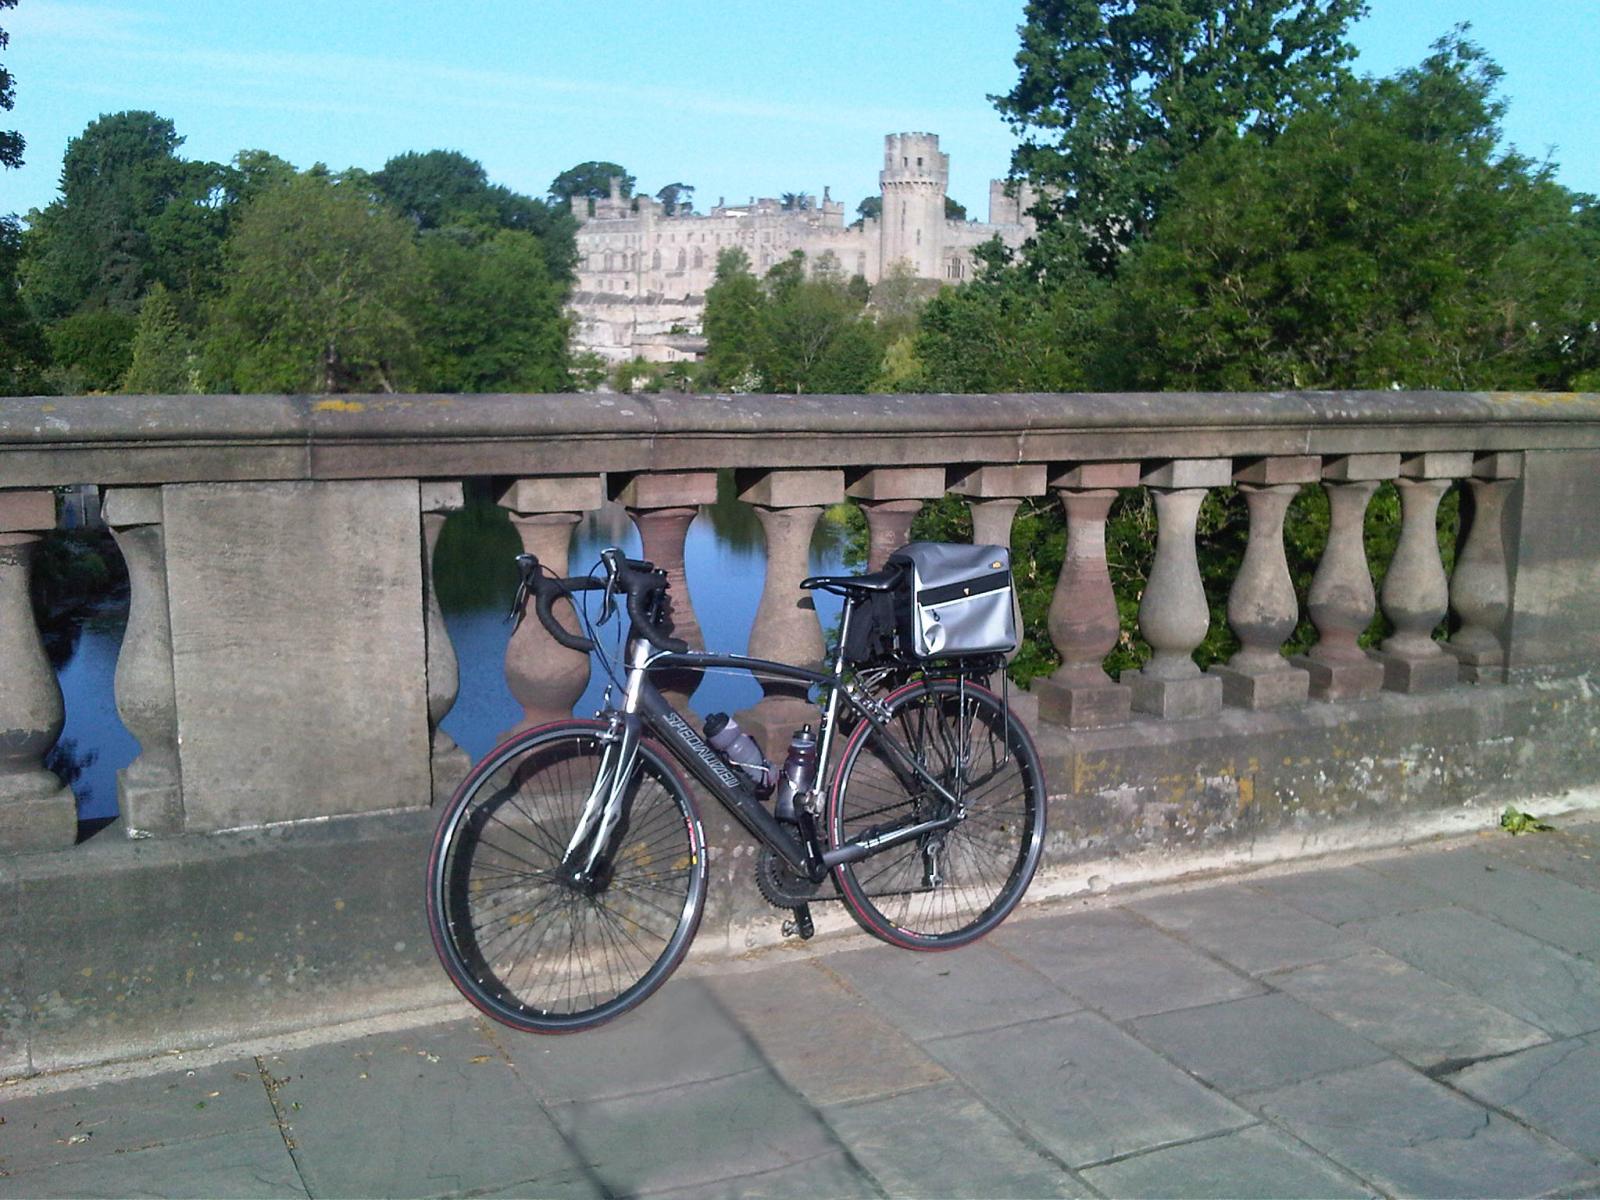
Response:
[568, 133, 1037, 364]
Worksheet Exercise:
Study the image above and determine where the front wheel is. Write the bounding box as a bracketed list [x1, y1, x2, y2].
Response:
[828, 678, 1047, 950]
[426, 720, 707, 1033]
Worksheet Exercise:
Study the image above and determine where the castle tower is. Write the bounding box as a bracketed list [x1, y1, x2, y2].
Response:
[879, 133, 948, 279]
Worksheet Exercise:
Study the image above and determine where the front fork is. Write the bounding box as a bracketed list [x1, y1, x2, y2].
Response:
[560, 711, 642, 885]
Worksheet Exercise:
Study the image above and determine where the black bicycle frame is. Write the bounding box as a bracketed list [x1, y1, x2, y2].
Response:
[626, 650, 966, 884]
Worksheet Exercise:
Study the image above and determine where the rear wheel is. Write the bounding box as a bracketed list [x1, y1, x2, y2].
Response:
[828, 679, 1046, 949]
[427, 720, 706, 1033]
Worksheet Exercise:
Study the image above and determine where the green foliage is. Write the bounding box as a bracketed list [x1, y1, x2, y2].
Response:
[855, 196, 882, 224]
[121, 283, 197, 393]
[702, 248, 766, 390]
[1500, 805, 1555, 835]
[944, 196, 967, 221]
[654, 182, 694, 216]
[417, 228, 569, 392]
[44, 307, 136, 392]
[204, 172, 423, 392]
[1, 0, 22, 170]
[997, 0, 1366, 274]
[549, 161, 634, 210]
[1104, 32, 1600, 391]
[0, 215, 47, 393]
[612, 356, 701, 394]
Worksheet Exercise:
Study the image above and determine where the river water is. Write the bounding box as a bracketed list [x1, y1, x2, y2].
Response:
[55, 483, 861, 823]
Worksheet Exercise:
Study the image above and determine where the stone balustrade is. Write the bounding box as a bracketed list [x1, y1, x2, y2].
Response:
[3, 391, 1600, 858]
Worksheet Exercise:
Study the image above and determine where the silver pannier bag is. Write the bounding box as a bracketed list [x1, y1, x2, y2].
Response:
[887, 542, 1017, 659]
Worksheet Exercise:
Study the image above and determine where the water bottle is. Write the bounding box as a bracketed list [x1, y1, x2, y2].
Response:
[703, 713, 774, 795]
[772, 725, 819, 823]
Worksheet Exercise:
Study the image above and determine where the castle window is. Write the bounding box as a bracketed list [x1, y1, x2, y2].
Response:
[693, 247, 704, 269]
[652, 249, 662, 270]
[677, 249, 686, 270]
[917, 157, 923, 167]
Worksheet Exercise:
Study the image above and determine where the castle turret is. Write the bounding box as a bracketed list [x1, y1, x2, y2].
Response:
[879, 133, 948, 279]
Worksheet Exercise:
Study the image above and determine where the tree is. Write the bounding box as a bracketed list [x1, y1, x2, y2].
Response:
[44, 308, 137, 392]
[20, 111, 228, 319]
[855, 196, 882, 225]
[654, 182, 694, 216]
[549, 161, 634, 211]
[779, 192, 811, 212]
[121, 283, 196, 393]
[996, 0, 1366, 273]
[373, 150, 493, 230]
[760, 256, 884, 394]
[205, 173, 423, 392]
[944, 196, 967, 221]
[417, 228, 569, 392]
[702, 248, 765, 389]
[1102, 32, 1600, 391]
[0, 216, 46, 392]
[1, 0, 22, 169]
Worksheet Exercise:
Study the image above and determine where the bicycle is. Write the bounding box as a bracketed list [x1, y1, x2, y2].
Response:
[426, 546, 1048, 1033]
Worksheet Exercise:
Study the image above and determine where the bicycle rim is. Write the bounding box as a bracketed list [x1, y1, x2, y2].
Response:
[427, 721, 706, 1032]
[829, 679, 1045, 949]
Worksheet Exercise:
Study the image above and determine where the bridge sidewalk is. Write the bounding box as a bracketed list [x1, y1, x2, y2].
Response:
[2, 816, 1598, 1199]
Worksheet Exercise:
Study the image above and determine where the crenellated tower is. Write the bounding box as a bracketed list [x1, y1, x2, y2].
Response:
[879, 132, 948, 279]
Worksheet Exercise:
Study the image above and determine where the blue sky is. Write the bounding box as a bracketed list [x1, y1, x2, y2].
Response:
[4, 1, 1597, 223]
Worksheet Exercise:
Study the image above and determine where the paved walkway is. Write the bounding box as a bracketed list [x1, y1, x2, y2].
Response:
[3, 816, 1598, 1199]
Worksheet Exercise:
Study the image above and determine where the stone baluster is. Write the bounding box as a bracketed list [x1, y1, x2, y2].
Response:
[1124, 460, 1231, 719]
[498, 476, 604, 736]
[616, 471, 719, 708]
[104, 488, 184, 835]
[1033, 463, 1139, 728]
[950, 465, 1045, 682]
[1374, 453, 1473, 693]
[420, 482, 469, 803]
[734, 469, 844, 749]
[1208, 458, 1318, 709]
[1290, 455, 1397, 701]
[0, 490, 76, 851]
[1448, 452, 1522, 684]
[846, 467, 945, 570]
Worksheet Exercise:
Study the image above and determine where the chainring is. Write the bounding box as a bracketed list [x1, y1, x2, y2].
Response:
[755, 847, 824, 909]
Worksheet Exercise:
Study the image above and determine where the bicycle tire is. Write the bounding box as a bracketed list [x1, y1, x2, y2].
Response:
[427, 719, 707, 1033]
[828, 678, 1046, 950]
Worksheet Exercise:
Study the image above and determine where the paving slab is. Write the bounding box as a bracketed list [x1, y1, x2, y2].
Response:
[991, 907, 1263, 1019]
[1249, 862, 1448, 926]
[1080, 1125, 1370, 1199]
[1447, 1032, 1600, 1160]
[704, 962, 949, 1107]
[493, 976, 765, 1105]
[1367, 851, 1600, 959]
[546, 1066, 848, 1198]
[0, 1057, 277, 1176]
[824, 942, 1078, 1042]
[266, 1018, 595, 1199]
[924, 1011, 1252, 1169]
[1269, 946, 1549, 1069]
[0, 1123, 306, 1199]
[0, 876, 24, 1078]
[1256, 1060, 1596, 1199]
[632, 1151, 881, 1200]
[1471, 822, 1600, 894]
[1351, 907, 1600, 1037]
[1128, 993, 1390, 1094]
[822, 1080, 1082, 1198]
[1127, 886, 1363, 976]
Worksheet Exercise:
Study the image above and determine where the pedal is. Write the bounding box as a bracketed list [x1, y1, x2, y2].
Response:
[781, 904, 815, 940]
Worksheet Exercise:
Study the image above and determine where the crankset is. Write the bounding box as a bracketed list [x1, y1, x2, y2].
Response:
[755, 847, 828, 909]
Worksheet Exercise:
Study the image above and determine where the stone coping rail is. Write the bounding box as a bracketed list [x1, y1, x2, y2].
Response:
[3, 391, 1599, 485]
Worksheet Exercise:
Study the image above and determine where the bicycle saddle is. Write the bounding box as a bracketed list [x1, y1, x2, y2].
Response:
[800, 565, 904, 594]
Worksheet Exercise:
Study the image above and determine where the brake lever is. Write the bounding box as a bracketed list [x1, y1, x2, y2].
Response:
[598, 547, 622, 626]
[506, 554, 538, 624]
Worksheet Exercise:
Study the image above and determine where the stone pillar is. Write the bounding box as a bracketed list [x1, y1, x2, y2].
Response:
[734, 469, 844, 749]
[1373, 452, 1473, 693]
[104, 488, 184, 836]
[615, 471, 719, 708]
[421, 482, 469, 803]
[1208, 457, 1318, 710]
[1290, 455, 1397, 701]
[846, 467, 945, 570]
[1448, 453, 1522, 684]
[0, 490, 76, 851]
[1033, 463, 1139, 729]
[950, 464, 1046, 680]
[498, 476, 605, 736]
[1123, 460, 1231, 719]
